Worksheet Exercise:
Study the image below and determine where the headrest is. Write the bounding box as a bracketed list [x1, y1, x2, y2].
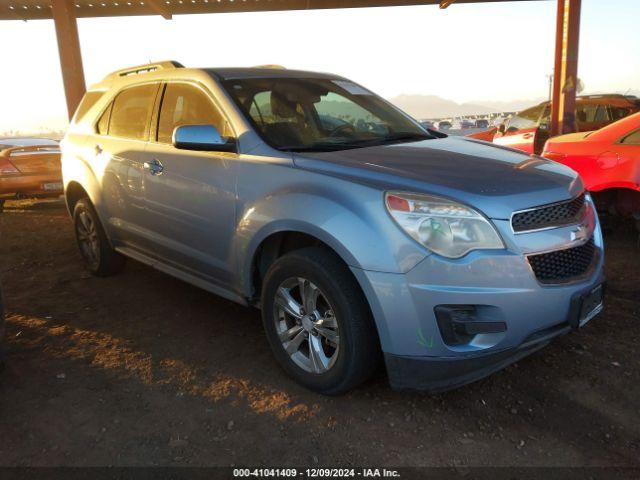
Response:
[271, 90, 300, 119]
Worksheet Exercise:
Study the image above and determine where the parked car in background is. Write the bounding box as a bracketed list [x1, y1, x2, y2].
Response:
[0, 137, 58, 150]
[0, 138, 63, 212]
[493, 95, 640, 155]
[437, 120, 452, 130]
[467, 127, 498, 142]
[420, 120, 436, 130]
[475, 119, 490, 129]
[62, 62, 604, 394]
[543, 112, 640, 230]
[451, 118, 476, 130]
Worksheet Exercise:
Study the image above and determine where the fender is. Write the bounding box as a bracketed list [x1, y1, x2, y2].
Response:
[61, 135, 102, 209]
[233, 187, 428, 299]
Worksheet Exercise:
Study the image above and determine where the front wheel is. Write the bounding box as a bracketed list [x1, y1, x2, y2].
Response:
[261, 247, 380, 395]
[73, 198, 125, 277]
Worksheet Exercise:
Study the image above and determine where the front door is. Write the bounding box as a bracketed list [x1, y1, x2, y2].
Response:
[141, 81, 238, 286]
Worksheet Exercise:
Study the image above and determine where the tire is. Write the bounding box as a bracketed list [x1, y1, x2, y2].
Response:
[261, 247, 380, 395]
[73, 198, 125, 277]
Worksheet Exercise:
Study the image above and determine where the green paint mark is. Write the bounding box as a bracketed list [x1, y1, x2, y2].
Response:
[417, 328, 433, 349]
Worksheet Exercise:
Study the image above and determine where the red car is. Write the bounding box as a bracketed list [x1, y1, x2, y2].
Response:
[493, 95, 640, 155]
[542, 112, 640, 227]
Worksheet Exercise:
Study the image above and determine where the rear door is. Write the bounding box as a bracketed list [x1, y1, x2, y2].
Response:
[611, 127, 640, 193]
[493, 104, 544, 154]
[88, 82, 161, 249]
[140, 81, 238, 285]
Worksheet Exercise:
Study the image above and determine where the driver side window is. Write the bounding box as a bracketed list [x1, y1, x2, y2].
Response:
[157, 83, 229, 144]
[249, 91, 274, 126]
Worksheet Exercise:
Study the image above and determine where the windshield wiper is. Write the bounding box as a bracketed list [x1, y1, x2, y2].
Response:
[347, 132, 433, 148]
[278, 143, 367, 153]
[381, 132, 434, 143]
[278, 132, 434, 153]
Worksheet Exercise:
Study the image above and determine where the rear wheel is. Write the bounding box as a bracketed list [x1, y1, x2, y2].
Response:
[73, 198, 125, 277]
[261, 247, 380, 395]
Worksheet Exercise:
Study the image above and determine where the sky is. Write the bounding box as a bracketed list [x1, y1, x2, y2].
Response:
[0, 0, 638, 132]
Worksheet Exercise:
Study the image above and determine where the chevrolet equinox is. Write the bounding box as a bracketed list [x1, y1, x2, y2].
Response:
[61, 61, 605, 394]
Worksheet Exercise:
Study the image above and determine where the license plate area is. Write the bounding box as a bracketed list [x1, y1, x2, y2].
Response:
[43, 182, 63, 191]
[569, 283, 605, 329]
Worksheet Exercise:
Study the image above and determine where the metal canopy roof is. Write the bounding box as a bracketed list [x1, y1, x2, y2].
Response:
[0, 0, 535, 21]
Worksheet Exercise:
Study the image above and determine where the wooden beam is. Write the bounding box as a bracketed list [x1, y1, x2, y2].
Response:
[146, 0, 172, 19]
[51, 0, 86, 119]
[550, 0, 582, 136]
[1, 3, 27, 21]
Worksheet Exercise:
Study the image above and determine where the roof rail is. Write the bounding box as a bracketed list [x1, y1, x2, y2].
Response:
[253, 64, 287, 70]
[103, 60, 184, 81]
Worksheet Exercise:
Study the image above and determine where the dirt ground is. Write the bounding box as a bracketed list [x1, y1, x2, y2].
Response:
[0, 198, 638, 468]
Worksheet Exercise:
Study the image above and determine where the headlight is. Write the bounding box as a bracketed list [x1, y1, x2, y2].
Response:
[385, 192, 504, 258]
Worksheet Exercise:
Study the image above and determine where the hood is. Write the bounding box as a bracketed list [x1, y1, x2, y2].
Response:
[293, 136, 582, 219]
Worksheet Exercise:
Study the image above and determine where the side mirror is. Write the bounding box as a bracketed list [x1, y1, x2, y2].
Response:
[173, 124, 236, 153]
[497, 123, 506, 134]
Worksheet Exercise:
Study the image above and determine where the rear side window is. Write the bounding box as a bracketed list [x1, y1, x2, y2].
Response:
[109, 83, 158, 141]
[621, 129, 640, 145]
[73, 91, 104, 123]
[157, 83, 227, 144]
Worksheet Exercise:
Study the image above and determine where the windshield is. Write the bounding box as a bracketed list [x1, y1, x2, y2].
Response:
[222, 77, 433, 152]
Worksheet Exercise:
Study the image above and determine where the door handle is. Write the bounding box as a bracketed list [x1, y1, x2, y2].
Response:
[144, 159, 164, 175]
[523, 133, 534, 139]
[95, 144, 103, 155]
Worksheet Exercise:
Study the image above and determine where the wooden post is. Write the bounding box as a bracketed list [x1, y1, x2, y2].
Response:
[550, 0, 582, 137]
[51, 0, 86, 120]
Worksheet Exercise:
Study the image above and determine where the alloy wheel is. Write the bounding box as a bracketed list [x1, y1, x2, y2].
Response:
[273, 277, 340, 374]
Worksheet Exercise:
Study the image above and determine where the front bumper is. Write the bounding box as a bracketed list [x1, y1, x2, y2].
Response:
[385, 317, 581, 392]
[351, 210, 605, 392]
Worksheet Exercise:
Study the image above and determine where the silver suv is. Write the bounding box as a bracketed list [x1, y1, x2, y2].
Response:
[61, 61, 605, 394]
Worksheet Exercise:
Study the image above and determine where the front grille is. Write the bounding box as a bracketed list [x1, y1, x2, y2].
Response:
[527, 238, 596, 284]
[512, 194, 585, 233]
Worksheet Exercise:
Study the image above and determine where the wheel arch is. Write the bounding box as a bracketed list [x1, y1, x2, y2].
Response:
[590, 186, 640, 216]
[65, 181, 90, 216]
[247, 227, 390, 363]
[243, 221, 360, 304]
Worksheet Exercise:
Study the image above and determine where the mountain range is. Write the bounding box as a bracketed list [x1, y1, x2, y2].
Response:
[389, 94, 546, 119]
[390, 89, 640, 120]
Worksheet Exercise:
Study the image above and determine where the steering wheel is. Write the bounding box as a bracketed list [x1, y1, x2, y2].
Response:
[328, 123, 356, 137]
